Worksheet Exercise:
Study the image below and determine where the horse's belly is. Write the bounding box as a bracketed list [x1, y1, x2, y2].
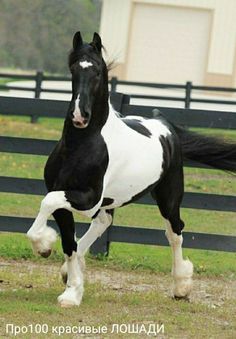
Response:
[101, 111, 172, 209]
[102, 143, 163, 208]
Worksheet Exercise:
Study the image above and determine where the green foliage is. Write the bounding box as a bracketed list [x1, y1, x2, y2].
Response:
[0, 0, 101, 73]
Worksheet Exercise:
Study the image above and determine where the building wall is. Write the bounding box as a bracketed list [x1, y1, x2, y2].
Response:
[100, 0, 236, 86]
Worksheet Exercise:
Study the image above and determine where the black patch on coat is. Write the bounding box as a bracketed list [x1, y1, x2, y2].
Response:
[102, 198, 114, 206]
[122, 118, 152, 138]
[159, 135, 173, 173]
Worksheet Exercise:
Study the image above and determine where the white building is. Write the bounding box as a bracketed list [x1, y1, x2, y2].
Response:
[100, 0, 236, 87]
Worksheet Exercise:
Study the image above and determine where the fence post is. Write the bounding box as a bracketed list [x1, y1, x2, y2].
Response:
[110, 76, 118, 92]
[185, 81, 192, 108]
[110, 92, 130, 113]
[89, 227, 111, 256]
[32, 70, 43, 123]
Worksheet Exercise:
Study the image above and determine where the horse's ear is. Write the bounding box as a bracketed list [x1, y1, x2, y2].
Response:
[92, 32, 102, 53]
[73, 31, 83, 50]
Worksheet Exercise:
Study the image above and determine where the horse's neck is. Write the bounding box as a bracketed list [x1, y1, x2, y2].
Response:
[62, 92, 109, 148]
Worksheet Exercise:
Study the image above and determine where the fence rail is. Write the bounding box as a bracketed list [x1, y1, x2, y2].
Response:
[1, 95, 236, 129]
[1, 71, 236, 113]
[0, 93, 235, 254]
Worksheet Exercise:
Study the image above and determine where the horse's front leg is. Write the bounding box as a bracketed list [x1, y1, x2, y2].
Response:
[27, 191, 71, 257]
[58, 209, 113, 307]
[53, 208, 84, 307]
[28, 189, 105, 307]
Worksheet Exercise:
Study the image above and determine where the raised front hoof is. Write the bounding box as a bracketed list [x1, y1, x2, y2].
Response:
[38, 249, 52, 258]
[27, 226, 57, 258]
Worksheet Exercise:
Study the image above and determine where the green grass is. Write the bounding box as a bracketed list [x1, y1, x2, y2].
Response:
[0, 114, 235, 277]
[0, 259, 235, 338]
[0, 114, 236, 338]
[0, 231, 236, 277]
[192, 127, 236, 142]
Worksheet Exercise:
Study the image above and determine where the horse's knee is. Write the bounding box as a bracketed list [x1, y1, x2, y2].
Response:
[91, 210, 112, 237]
[41, 191, 70, 213]
[61, 238, 77, 257]
[165, 229, 183, 247]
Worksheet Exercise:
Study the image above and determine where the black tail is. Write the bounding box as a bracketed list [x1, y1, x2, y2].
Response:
[175, 127, 236, 172]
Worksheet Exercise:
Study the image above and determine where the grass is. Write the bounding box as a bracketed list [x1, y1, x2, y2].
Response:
[0, 114, 235, 268]
[0, 260, 235, 338]
[0, 114, 236, 338]
[1, 231, 236, 277]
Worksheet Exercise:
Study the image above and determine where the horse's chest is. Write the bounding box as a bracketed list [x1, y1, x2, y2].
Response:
[55, 143, 108, 190]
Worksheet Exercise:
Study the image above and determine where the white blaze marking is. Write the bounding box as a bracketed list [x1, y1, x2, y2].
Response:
[79, 60, 93, 68]
[73, 94, 83, 122]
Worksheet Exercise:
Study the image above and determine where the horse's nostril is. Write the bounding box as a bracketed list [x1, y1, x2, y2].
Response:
[83, 112, 90, 119]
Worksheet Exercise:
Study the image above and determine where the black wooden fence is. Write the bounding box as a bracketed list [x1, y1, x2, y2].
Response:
[1, 71, 236, 115]
[0, 93, 235, 254]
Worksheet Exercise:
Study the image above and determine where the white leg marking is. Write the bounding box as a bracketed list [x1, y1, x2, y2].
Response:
[27, 191, 71, 256]
[77, 210, 112, 257]
[58, 251, 84, 307]
[58, 211, 112, 304]
[60, 240, 85, 285]
[165, 222, 193, 298]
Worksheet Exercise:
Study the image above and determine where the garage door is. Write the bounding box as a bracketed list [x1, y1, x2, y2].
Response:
[126, 4, 212, 84]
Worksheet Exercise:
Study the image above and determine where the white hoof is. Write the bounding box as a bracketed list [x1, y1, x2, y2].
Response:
[27, 226, 57, 257]
[173, 259, 193, 298]
[58, 285, 83, 308]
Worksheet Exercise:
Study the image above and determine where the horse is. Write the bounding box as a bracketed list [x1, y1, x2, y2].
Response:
[27, 32, 236, 307]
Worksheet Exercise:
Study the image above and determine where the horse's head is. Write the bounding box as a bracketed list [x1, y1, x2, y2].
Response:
[68, 32, 108, 129]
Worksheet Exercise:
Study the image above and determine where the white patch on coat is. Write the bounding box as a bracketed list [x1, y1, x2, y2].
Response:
[165, 221, 193, 297]
[79, 60, 93, 69]
[100, 102, 171, 208]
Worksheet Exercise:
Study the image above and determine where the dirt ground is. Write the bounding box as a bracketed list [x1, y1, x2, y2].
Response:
[1, 259, 236, 306]
[1, 259, 236, 338]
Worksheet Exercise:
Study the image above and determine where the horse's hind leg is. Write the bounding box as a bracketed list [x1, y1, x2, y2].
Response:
[165, 213, 193, 299]
[151, 168, 193, 299]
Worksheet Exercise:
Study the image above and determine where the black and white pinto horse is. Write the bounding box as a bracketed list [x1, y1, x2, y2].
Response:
[27, 32, 236, 307]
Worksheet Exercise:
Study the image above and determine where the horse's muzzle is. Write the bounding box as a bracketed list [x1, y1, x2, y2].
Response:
[72, 117, 89, 129]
